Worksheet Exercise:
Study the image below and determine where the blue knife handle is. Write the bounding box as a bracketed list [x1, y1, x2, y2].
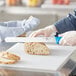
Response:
[55, 36, 62, 44]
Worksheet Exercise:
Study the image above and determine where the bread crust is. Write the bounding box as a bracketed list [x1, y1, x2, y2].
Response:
[0, 52, 20, 61]
[0, 57, 16, 64]
[0, 52, 20, 64]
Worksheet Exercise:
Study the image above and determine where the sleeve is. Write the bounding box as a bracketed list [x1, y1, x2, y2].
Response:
[54, 10, 76, 34]
[0, 21, 21, 27]
[0, 16, 40, 40]
[0, 20, 25, 38]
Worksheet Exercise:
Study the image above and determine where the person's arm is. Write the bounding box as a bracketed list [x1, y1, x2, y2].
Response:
[0, 21, 21, 27]
[54, 10, 76, 34]
[0, 16, 40, 41]
[30, 10, 76, 37]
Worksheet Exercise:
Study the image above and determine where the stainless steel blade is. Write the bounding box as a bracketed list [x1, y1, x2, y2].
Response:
[5, 37, 55, 42]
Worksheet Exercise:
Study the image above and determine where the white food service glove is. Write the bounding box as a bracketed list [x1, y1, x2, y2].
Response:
[59, 31, 76, 46]
[29, 25, 57, 37]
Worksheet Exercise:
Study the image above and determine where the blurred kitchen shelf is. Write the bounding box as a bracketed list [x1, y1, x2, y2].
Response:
[3, 4, 75, 15]
[0, 0, 75, 14]
[4, 6, 56, 14]
[41, 4, 76, 9]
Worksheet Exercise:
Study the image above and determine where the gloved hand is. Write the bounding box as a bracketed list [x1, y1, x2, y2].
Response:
[29, 25, 57, 37]
[59, 31, 76, 46]
[0, 16, 40, 42]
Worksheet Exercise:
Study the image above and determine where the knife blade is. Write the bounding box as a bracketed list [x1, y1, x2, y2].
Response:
[5, 37, 55, 43]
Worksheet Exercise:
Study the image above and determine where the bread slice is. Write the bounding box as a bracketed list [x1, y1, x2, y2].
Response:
[25, 42, 49, 55]
[0, 52, 20, 61]
[0, 57, 16, 64]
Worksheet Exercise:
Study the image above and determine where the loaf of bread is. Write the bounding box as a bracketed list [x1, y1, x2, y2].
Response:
[0, 52, 20, 64]
[24, 42, 49, 55]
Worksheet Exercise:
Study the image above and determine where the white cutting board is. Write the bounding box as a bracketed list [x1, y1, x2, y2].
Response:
[0, 43, 75, 72]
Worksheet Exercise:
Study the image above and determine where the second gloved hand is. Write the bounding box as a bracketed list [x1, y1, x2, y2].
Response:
[59, 31, 76, 46]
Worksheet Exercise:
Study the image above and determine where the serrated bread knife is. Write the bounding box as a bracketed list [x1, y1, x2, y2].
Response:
[5, 36, 62, 44]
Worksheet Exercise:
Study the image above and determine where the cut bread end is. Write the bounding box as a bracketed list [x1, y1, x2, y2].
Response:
[0, 51, 20, 64]
[0, 52, 20, 61]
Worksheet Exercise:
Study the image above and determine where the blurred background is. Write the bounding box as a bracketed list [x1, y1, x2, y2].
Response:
[0, 0, 76, 30]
